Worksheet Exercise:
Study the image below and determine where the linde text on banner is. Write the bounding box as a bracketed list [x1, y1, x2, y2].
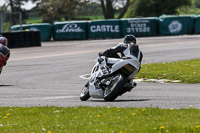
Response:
[90, 25, 120, 33]
[57, 24, 84, 33]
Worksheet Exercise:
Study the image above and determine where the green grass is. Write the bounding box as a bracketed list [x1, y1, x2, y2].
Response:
[77, 13, 120, 20]
[2, 22, 11, 32]
[0, 107, 200, 132]
[136, 59, 200, 83]
[25, 14, 120, 24]
[77, 15, 104, 20]
[25, 17, 43, 24]
[177, 6, 200, 15]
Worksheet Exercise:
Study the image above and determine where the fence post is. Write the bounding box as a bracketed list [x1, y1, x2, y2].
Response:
[19, 12, 22, 31]
[0, 14, 3, 32]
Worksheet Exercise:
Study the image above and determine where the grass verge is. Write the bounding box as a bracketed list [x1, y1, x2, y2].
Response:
[136, 59, 200, 83]
[25, 17, 43, 24]
[0, 107, 200, 132]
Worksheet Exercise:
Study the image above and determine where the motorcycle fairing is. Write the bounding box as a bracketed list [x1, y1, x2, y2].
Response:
[89, 63, 104, 98]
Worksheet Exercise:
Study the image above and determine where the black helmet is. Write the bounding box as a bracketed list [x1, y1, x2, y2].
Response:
[124, 34, 136, 44]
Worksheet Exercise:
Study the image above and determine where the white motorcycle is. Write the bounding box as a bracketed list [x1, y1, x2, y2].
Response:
[80, 50, 141, 101]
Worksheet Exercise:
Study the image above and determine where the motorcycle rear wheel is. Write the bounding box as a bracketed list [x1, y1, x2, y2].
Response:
[80, 82, 90, 101]
[104, 74, 125, 101]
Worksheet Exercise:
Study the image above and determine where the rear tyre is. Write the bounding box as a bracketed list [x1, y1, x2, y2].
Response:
[104, 74, 125, 101]
[80, 82, 90, 101]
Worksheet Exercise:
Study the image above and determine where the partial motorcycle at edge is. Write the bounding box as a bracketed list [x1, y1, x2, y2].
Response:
[0, 37, 10, 74]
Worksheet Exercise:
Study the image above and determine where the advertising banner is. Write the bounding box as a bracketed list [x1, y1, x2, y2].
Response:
[121, 17, 158, 37]
[11, 23, 51, 41]
[194, 16, 200, 34]
[52, 21, 87, 40]
[159, 16, 194, 35]
[88, 19, 122, 39]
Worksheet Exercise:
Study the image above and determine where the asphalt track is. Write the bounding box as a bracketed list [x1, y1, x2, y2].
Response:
[0, 35, 200, 109]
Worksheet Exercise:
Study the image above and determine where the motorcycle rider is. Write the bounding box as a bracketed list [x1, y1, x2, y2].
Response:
[98, 34, 143, 91]
[0, 36, 8, 46]
[0, 36, 10, 66]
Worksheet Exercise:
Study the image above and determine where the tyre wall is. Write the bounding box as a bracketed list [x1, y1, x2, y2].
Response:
[1, 31, 41, 48]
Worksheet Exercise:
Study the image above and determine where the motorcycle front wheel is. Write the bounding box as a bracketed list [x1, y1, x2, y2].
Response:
[104, 74, 125, 101]
[80, 82, 90, 101]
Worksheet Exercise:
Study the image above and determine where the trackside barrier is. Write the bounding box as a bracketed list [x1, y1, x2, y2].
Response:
[194, 16, 200, 34]
[159, 15, 194, 35]
[121, 17, 159, 37]
[2, 31, 41, 48]
[8, 15, 199, 43]
[11, 23, 51, 42]
[52, 21, 87, 40]
[88, 19, 122, 39]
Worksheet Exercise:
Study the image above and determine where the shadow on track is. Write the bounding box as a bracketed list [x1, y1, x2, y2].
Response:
[0, 85, 14, 87]
[90, 99, 150, 102]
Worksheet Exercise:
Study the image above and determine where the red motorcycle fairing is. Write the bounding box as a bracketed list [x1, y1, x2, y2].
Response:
[0, 43, 10, 74]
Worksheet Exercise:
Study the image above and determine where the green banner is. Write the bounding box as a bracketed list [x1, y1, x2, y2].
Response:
[194, 16, 200, 34]
[52, 21, 87, 40]
[121, 17, 158, 37]
[11, 23, 51, 41]
[159, 16, 194, 35]
[88, 19, 122, 39]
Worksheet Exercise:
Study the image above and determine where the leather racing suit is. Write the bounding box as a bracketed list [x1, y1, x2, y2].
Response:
[100, 42, 143, 63]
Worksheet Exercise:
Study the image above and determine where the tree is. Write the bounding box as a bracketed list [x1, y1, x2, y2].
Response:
[176, 0, 200, 15]
[5, 0, 39, 12]
[39, 0, 88, 23]
[78, 2, 102, 16]
[194, 0, 200, 8]
[60, 0, 86, 21]
[99, 0, 135, 19]
[0, 4, 9, 13]
[125, 0, 192, 17]
[3, 0, 39, 22]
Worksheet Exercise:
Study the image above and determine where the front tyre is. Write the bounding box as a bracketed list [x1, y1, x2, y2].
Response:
[104, 74, 125, 101]
[80, 82, 90, 101]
